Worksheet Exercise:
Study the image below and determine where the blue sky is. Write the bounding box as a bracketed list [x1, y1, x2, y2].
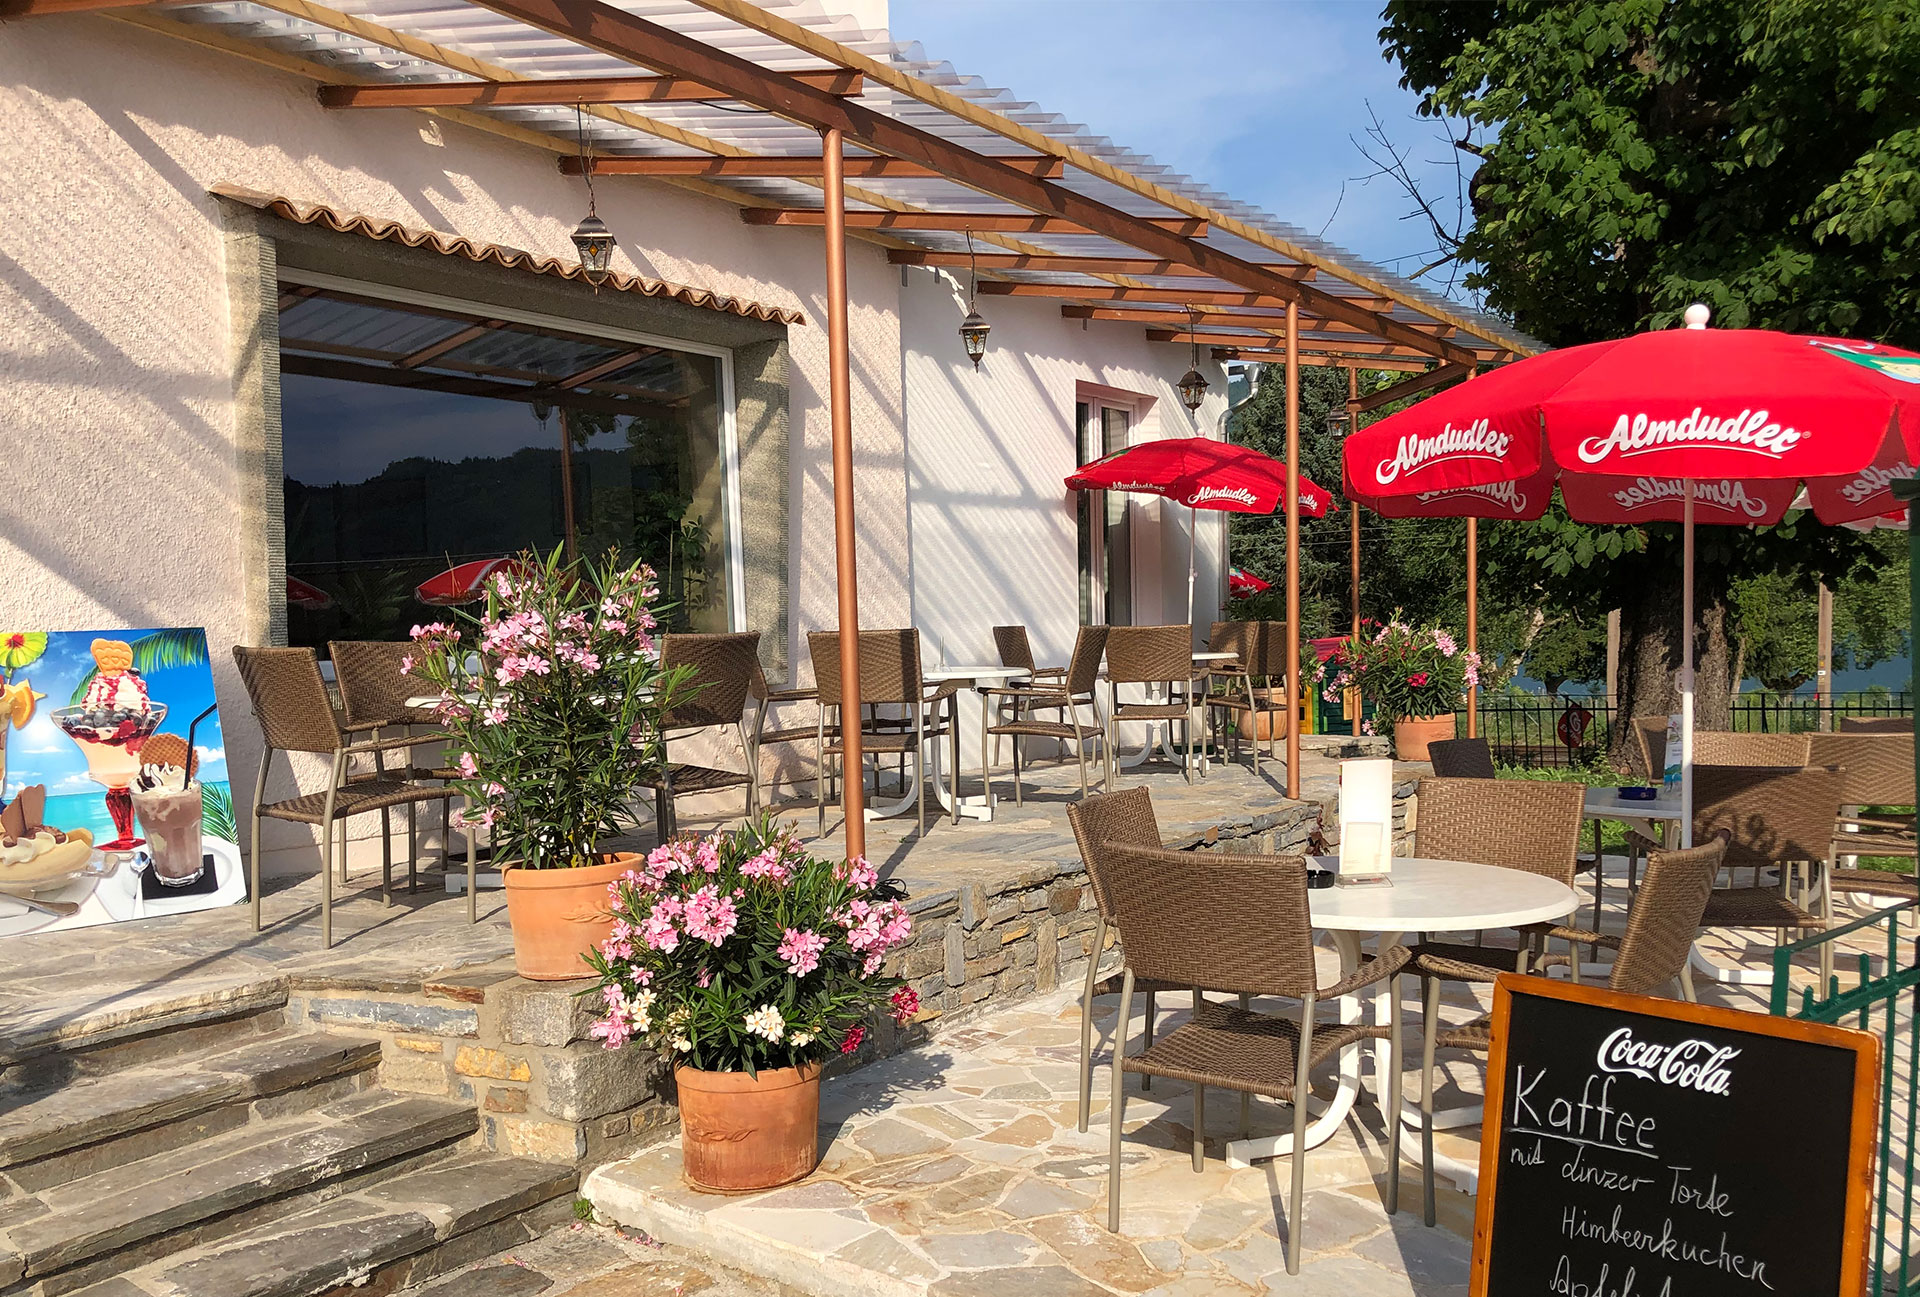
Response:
[889, 0, 1476, 297]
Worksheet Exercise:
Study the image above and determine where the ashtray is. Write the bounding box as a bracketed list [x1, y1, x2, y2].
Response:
[1306, 869, 1336, 889]
[1617, 786, 1657, 801]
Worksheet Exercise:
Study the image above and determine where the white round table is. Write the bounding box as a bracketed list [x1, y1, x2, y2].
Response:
[1223, 856, 1580, 1194]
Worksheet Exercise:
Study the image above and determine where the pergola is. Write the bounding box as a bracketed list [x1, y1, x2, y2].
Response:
[12, 0, 1542, 844]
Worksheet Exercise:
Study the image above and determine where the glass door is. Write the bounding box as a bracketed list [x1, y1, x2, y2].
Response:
[1076, 400, 1134, 626]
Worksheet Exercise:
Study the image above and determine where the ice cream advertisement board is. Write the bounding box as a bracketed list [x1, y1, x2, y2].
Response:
[0, 629, 244, 937]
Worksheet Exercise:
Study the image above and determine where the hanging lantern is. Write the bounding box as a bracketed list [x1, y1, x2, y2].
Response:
[959, 308, 991, 369]
[958, 229, 989, 370]
[1325, 406, 1352, 437]
[570, 212, 615, 287]
[570, 105, 616, 290]
[1178, 366, 1209, 411]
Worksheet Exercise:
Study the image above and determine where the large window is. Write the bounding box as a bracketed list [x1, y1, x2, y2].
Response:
[1076, 397, 1133, 626]
[277, 281, 734, 651]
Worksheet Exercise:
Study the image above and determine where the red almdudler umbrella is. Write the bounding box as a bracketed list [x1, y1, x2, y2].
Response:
[286, 576, 333, 610]
[1228, 566, 1270, 597]
[415, 557, 530, 607]
[1066, 436, 1333, 623]
[1344, 304, 1920, 869]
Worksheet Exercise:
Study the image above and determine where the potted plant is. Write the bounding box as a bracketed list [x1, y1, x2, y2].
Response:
[406, 547, 693, 981]
[1313, 616, 1481, 761]
[584, 816, 915, 1192]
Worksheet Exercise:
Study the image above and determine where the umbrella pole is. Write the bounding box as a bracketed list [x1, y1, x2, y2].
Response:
[1465, 518, 1478, 738]
[822, 127, 866, 859]
[1283, 302, 1301, 798]
[1188, 504, 1198, 632]
[1681, 484, 1695, 848]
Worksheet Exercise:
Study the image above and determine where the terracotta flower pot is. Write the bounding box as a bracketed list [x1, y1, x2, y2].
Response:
[1393, 715, 1454, 762]
[676, 1061, 823, 1193]
[1234, 686, 1285, 742]
[501, 853, 639, 981]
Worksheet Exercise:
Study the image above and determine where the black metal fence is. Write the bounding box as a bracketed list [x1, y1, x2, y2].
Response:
[1459, 690, 1913, 769]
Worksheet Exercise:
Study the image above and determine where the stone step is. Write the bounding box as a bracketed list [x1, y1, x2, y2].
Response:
[67, 1153, 577, 1297]
[0, 1032, 384, 1190]
[0, 1092, 480, 1289]
[0, 980, 290, 1075]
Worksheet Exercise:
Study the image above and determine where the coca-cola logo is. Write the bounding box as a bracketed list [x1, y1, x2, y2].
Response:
[1577, 408, 1808, 465]
[1597, 1026, 1739, 1096]
[1374, 419, 1513, 486]
[1608, 477, 1771, 519]
[1414, 479, 1532, 516]
[1840, 460, 1913, 505]
[1185, 484, 1259, 507]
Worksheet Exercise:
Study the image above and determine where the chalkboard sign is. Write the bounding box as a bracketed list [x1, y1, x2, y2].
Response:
[1471, 975, 1879, 1297]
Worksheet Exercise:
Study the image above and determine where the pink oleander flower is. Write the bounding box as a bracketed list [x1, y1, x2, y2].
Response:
[740, 848, 791, 885]
[460, 803, 499, 830]
[641, 898, 683, 952]
[777, 927, 828, 977]
[890, 987, 920, 1022]
[839, 1026, 865, 1055]
[1434, 631, 1458, 657]
[835, 855, 878, 891]
[682, 885, 738, 945]
[693, 839, 721, 875]
[1408, 672, 1429, 687]
[457, 752, 478, 779]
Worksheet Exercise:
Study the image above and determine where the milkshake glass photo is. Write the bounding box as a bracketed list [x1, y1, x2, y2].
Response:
[130, 760, 204, 887]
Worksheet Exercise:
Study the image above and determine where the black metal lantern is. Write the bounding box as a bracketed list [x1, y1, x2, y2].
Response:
[1177, 366, 1209, 411]
[1325, 406, 1352, 437]
[1177, 307, 1208, 410]
[571, 105, 616, 290]
[958, 229, 989, 370]
[959, 308, 991, 369]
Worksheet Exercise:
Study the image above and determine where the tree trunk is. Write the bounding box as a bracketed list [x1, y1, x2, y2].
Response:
[1610, 560, 1734, 768]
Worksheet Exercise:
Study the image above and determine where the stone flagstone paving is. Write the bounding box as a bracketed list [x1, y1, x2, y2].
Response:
[587, 975, 1482, 1297]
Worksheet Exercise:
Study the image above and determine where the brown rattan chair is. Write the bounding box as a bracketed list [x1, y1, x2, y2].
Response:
[1693, 730, 1810, 766]
[1810, 732, 1918, 905]
[744, 649, 824, 807]
[1104, 625, 1204, 783]
[1403, 777, 1590, 986]
[809, 630, 956, 835]
[1842, 715, 1913, 734]
[992, 625, 1066, 686]
[1203, 621, 1288, 777]
[983, 626, 1109, 803]
[639, 632, 761, 840]
[1426, 737, 1496, 779]
[1065, 787, 1189, 1135]
[1415, 834, 1729, 1225]
[329, 640, 460, 896]
[1098, 839, 1408, 1269]
[1630, 715, 1670, 781]
[232, 646, 472, 947]
[1692, 763, 1837, 983]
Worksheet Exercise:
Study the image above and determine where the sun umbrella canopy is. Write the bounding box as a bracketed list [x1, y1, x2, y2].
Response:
[415, 557, 528, 607]
[1067, 437, 1334, 516]
[286, 576, 333, 610]
[1228, 566, 1270, 597]
[1344, 458, 1557, 521]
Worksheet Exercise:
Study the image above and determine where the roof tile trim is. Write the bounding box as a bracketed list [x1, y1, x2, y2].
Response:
[211, 183, 806, 326]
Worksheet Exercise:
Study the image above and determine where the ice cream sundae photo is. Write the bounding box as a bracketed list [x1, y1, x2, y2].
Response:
[51, 639, 166, 852]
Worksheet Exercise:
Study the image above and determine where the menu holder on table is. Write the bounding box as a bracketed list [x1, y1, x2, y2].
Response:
[1337, 757, 1395, 886]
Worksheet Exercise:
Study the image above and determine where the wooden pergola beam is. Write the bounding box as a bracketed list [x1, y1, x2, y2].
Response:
[744, 210, 1208, 236]
[556, 346, 656, 389]
[396, 321, 496, 370]
[0, 0, 150, 15]
[563, 155, 1064, 179]
[467, 0, 1475, 364]
[1214, 348, 1433, 374]
[1352, 362, 1471, 412]
[1061, 303, 1453, 336]
[1149, 328, 1433, 359]
[890, 250, 1260, 278]
[982, 281, 1291, 308]
[318, 70, 863, 109]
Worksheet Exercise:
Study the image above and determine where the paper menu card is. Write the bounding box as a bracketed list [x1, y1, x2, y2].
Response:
[1337, 757, 1394, 879]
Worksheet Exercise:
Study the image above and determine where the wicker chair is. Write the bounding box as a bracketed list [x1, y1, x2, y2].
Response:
[1810, 732, 1918, 906]
[1426, 737, 1496, 779]
[1105, 625, 1203, 783]
[1415, 835, 1729, 1225]
[983, 626, 1109, 803]
[1629, 715, 1670, 781]
[1203, 621, 1288, 777]
[1693, 730, 1810, 766]
[232, 646, 472, 946]
[808, 630, 956, 835]
[1065, 787, 1190, 1134]
[743, 649, 823, 806]
[1842, 715, 1913, 734]
[992, 625, 1066, 686]
[638, 633, 761, 841]
[1402, 777, 1590, 987]
[328, 641, 460, 896]
[1098, 839, 1408, 1268]
[1692, 763, 1837, 983]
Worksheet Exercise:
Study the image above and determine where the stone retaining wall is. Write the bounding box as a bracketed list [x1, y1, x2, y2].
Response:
[284, 778, 1415, 1166]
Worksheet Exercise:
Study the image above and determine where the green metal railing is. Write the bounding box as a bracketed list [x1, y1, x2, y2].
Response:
[1772, 899, 1920, 1294]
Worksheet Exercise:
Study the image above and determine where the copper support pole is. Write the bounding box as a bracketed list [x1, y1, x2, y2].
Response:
[1284, 301, 1301, 798]
[1346, 367, 1361, 727]
[823, 127, 866, 858]
[1465, 516, 1478, 739]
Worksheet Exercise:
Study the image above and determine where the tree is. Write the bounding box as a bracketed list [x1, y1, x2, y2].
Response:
[1379, 0, 1919, 757]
